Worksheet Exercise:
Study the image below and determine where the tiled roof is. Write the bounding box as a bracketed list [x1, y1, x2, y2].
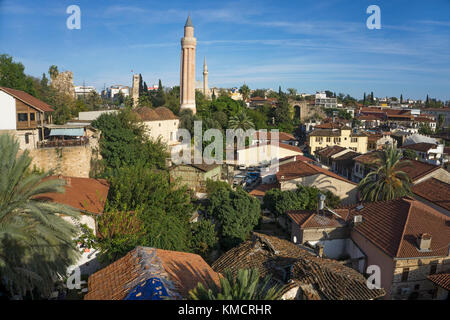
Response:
[315, 145, 346, 158]
[401, 142, 437, 152]
[353, 151, 382, 165]
[85, 247, 220, 300]
[249, 183, 279, 197]
[308, 129, 341, 137]
[254, 131, 296, 141]
[287, 209, 350, 229]
[350, 198, 450, 258]
[189, 162, 221, 172]
[211, 232, 385, 300]
[0, 86, 54, 112]
[333, 151, 360, 161]
[399, 160, 441, 182]
[36, 176, 109, 215]
[427, 273, 450, 291]
[314, 122, 345, 129]
[357, 114, 383, 121]
[134, 106, 178, 121]
[412, 178, 450, 211]
[276, 159, 357, 185]
[414, 116, 435, 123]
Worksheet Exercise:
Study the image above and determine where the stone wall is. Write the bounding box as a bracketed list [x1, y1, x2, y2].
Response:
[51, 71, 75, 98]
[29, 145, 93, 178]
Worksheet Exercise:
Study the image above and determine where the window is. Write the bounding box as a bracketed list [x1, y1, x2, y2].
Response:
[401, 268, 409, 282]
[351, 137, 358, 143]
[25, 133, 30, 144]
[18, 113, 28, 122]
[430, 262, 438, 275]
[30, 113, 35, 121]
[326, 137, 331, 142]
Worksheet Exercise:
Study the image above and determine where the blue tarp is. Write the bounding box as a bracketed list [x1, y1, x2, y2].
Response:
[49, 128, 84, 137]
[124, 277, 170, 300]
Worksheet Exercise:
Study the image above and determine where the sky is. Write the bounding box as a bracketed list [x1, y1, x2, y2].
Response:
[0, 0, 449, 100]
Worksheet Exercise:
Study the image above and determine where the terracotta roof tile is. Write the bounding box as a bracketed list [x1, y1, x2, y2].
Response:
[0, 86, 54, 112]
[349, 198, 450, 258]
[427, 273, 450, 291]
[249, 183, 278, 197]
[401, 142, 437, 152]
[36, 176, 109, 215]
[287, 209, 350, 229]
[85, 247, 220, 300]
[254, 131, 296, 141]
[212, 232, 385, 300]
[412, 178, 450, 211]
[276, 159, 357, 185]
[134, 106, 178, 121]
[315, 145, 346, 158]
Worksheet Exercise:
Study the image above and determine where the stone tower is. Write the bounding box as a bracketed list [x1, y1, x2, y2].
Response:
[180, 15, 197, 114]
[203, 57, 211, 99]
[132, 74, 140, 107]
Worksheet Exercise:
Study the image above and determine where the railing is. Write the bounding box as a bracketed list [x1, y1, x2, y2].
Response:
[37, 137, 89, 149]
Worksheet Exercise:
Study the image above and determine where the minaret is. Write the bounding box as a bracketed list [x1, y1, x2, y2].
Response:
[180, 15, 197, 114]
[203, 57, 209, 98]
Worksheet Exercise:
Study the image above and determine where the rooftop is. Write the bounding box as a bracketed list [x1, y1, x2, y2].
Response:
[0, 86, 54, 112]
[412, 178, 450, 211]
[427, 273, 450, 291]
[348, 198, 450, 259]
[276, 159, 357, 185]
[85, 246, 220, 300]
[401, 142, 438, 152]
[36, 176, 109, 215]
[211, 232, 385, 300]
[134, 106, 179, 121]
[315, 145, 346, 158]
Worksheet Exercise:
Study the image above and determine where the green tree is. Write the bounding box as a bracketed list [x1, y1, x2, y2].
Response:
[239, 84, 250, 101]
[359, 146, 412, 202]
[0, 54, 36, 95]
[206, 186, 260, 249]
[228, 112, 255, 130]
[402, 148, 417, 160]
[190, 220, 218, 258]
[48, 65, 59, 80]
[0, 134, 80, 297]
[189, 268, 285, 300]
[91, 109, 167, 172]
[418, 123, 433, 135]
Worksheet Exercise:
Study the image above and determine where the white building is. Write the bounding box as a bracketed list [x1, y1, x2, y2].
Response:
[74, 86, 97, 98]
[0, 86, 54, 150]
[107, 85, 130, 99]
[315, 91, 337, 108]
[235, 143, 303, 167]
[134, 107, 180, 146]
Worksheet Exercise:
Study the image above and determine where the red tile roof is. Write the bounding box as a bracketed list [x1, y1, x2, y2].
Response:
[249, 183, 278, 197]
[412, 178, 450, 211]
[85, 247, 221, 300]
[315, 145, 347, 158]
[134, 106, 178, 121]
[36, 176, 109, 215]
[427, 273, 450, 291]
[287, 209, 350, 229]
[350, 198, 450, 258]
[401, 142, 437, 153]
[0, 86, 54, 112]
[276, 159, 357, 185]
[254, 131, 296, 141]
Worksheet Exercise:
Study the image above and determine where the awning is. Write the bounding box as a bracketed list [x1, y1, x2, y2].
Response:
[49, 127, 84, 137]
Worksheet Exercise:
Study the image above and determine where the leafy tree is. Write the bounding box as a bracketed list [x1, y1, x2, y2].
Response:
[189, 268, 285, 300]
[287, 88, 297, 98]
[263, 185, 340, 217]
[150, 79, 166, 107]
[206, 186, 260, 249]
[0, 134, 80, 297]
[0, 54, 36, 95]
[251, 89, 266, 98]
[418, 123, 433, 135]
[48, 65, 59, 80]
[91, 109, 167, 172]
[190, 220, 218, 258]
[402, 148, 417, 160]
[239, 84, 250, 101]
[437, 114, 445, 129]
[274, 96, 292, 125]
[359, 146, 412, 202]
[228, 111, 255, 130]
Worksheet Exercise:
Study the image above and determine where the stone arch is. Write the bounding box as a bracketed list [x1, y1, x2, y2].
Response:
[294, 105, 301, 119]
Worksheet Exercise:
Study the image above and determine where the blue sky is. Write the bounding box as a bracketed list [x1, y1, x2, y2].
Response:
[1, 0, 449, 100]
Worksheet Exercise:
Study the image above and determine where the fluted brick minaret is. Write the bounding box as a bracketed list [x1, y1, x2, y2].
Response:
[180, 15, 197, 114]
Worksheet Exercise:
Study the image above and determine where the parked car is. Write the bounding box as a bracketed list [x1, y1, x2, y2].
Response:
[238, 164, 246, 170]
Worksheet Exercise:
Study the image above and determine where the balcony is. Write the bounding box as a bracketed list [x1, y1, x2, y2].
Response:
[37, 136, 89, 149]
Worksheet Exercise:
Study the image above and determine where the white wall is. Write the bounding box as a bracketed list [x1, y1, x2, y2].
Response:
[0, 90, 16, 130]
[237, 144, 302, 166]
[143, 119, 180, 146]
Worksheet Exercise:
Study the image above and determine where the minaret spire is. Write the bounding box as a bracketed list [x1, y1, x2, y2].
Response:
[180, 15, 197, 114]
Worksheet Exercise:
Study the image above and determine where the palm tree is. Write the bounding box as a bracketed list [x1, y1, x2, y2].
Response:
[0, 134, 80, 298]
[48, 65, 59, 80]
[239, 84, 250, 101]
[358, 146, 412, 202]
[228, 112, 255, 130]
[189, 268, 286, 300]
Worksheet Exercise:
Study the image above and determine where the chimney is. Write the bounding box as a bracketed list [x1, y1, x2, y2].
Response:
[417, 233, 432, 251]
[315, 243, 324, 258]
[317, 193, 326, 215]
